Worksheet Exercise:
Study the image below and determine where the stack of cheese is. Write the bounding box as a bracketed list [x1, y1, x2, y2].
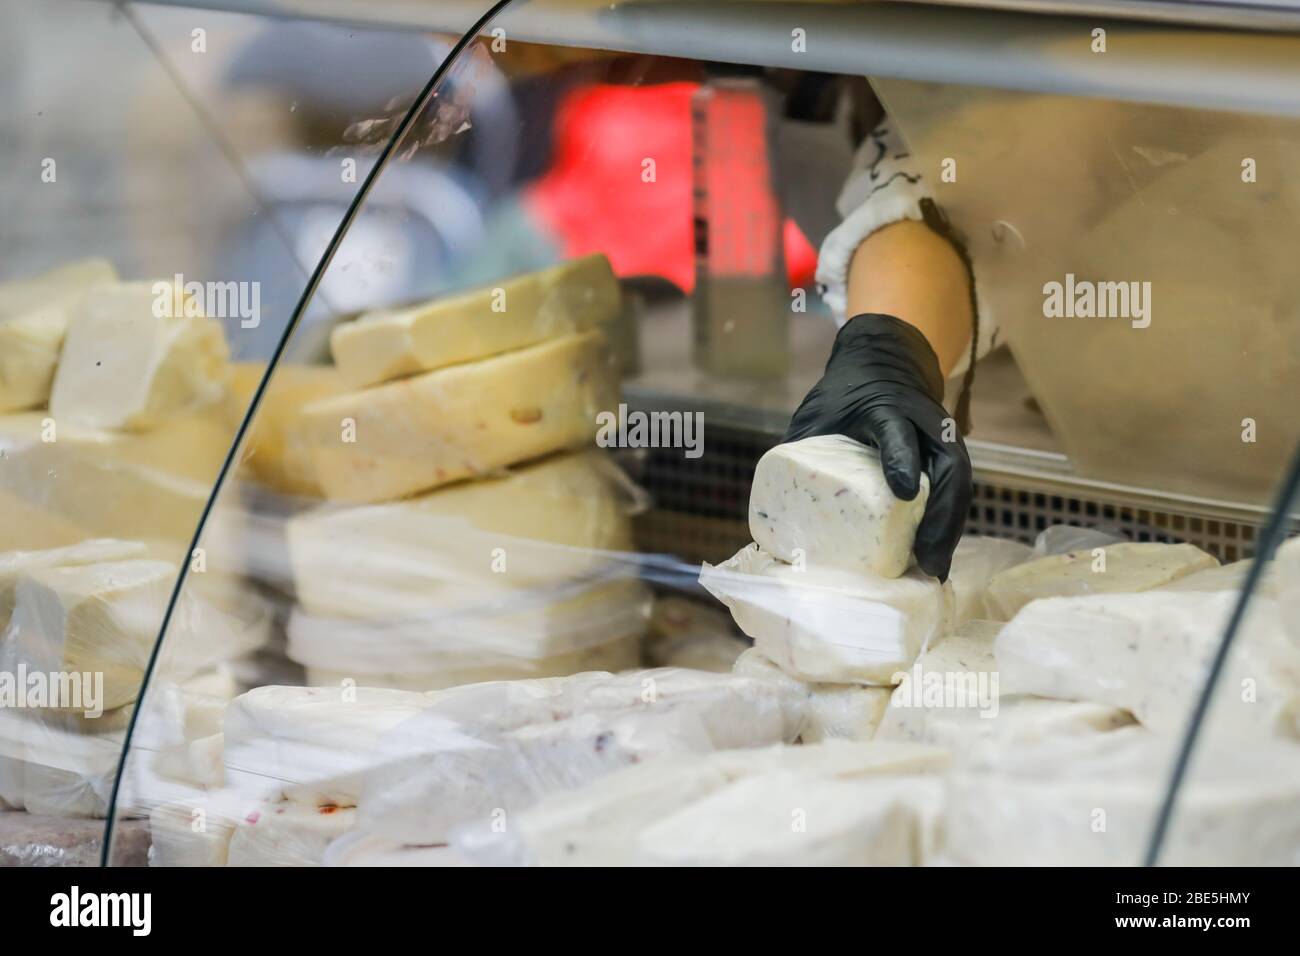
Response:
[146, 667, 805, 865]
[0, 539, 262, 819]
[701, 435, 951, 742]
[275, 255, 651, 690]
[0, 263, 239, 555]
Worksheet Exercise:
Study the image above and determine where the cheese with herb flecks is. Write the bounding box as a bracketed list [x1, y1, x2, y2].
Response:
[749, 435, 928, 579]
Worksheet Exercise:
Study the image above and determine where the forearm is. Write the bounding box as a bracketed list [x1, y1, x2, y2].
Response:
[845, 219, 973, 379]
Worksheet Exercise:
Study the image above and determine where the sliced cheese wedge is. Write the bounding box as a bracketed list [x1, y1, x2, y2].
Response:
[331, 254, 620, 387]
[289, 330, 617, 503]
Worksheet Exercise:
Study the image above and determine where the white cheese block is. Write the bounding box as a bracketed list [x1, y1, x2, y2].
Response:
[0, 539, 148, 628]
[221, 685, 436, 806]
[875, 620, 1134, 748]
[733, 648, 891, 742]
[701, 543, 950, 685]
[644, 596, 750, 673]
[2, 559, 266, 713]
[6, 559, 175, 712]
[331, 254, 621, 387]
[49, 281, 230, 431]
[948, 535, 1034, 625]
[289, 330, 617, 503]
[324, 833, 475, 867]
[749, 435, 928, 579]
[357, 668, 806, 846]
[301, 634, 643, 693]
[0, 409, 235, 553]
[225, 361, 347, 497]
[0, 259, 117, 317]
[495, 739, 948, 866]
[0, 259, 117, 414]
[285, 451, 635, 621]
[226, 801, 357, 867]
[985, 541, 1217, 620]
[636, 771, 934, 866]
[943, 729, 1300, 866]
[995, 591, 1300, 741]
[148, 798, 239, 867]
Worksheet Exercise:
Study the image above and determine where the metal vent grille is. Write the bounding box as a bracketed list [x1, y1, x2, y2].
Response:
[631, 422, 1279, 567]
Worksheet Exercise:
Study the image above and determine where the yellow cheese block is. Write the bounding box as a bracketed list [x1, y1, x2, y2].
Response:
[225, 361, 346, 496]
[331, 254, 620, 387]
[286, 450, 634, 619]
[0, 409, 235, 552]
[290, 330, 618, 503]
[49, 281, 230, 432]
[0, 258, 118, 413]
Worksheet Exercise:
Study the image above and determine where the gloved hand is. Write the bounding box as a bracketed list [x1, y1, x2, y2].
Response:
[784, 312, 972, 581]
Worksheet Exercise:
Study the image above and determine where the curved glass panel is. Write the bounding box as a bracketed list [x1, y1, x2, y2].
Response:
[88, 0, 1299, 868]
[0, 0, 452, 866]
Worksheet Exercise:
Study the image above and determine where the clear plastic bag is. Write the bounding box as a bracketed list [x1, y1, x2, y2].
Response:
[700, 543, 951, 685]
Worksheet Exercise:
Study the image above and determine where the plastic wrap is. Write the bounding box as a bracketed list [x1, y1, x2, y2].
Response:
[748, 435, 929, 579]
[0, 555, 269, 712]
[285, 450, 642, 619]
[350, 668, 806, 846]
[942, 728, 1300, 866]
[732, 648, 891, 742]
[995, 591, 1300, 741]
[876, 620, 1134, 749]
[946, 535, 1033, 625]
[644, 596, 750, 673]
[985, 541, 1218, 620]
[226, 802, 357, 867]
[286, 577, 652, 689]
[701, 543, 951, 685]
[458, 739, 949, 866]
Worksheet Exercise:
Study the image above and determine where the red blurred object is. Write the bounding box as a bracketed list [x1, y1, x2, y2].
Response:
[526, 81, 816, 293]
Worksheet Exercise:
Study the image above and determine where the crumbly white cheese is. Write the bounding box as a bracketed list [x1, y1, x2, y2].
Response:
[701, 543, 951, 685]
[289, 330, 617, 503]
[49, 281, 230, 431]
[748, 435, 928, 579]
[985, 541, 1218, 620]
[1276, 537, 1300, 645]
[331, 254, 621, 387]
[995, 590, 1300, 741]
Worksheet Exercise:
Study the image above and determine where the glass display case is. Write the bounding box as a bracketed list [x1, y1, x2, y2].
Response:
[0, 0, 1297, 868]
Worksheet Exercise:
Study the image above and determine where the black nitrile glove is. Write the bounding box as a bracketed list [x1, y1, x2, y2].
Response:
[784, 313, 972, 581]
